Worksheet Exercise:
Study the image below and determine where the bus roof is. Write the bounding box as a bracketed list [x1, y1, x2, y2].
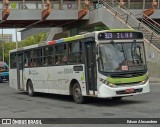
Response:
[10, 29, 138, 53]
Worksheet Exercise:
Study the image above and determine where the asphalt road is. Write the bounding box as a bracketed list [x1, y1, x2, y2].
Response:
[0, 82, 159, 127]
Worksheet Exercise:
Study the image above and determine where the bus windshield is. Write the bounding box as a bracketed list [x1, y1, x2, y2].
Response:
[98, 42, 146, 72]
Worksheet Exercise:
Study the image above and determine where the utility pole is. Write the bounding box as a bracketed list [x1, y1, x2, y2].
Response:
[15, 29, 18, 49]
[2, 28, 4, 62]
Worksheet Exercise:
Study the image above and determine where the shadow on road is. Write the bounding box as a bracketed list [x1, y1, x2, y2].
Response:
[16, 92, 149, 107]
[0, 81, 9, 84]
[86, 97, 149, 107]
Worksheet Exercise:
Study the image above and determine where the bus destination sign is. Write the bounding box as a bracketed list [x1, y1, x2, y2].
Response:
[98, 32, 143, 40]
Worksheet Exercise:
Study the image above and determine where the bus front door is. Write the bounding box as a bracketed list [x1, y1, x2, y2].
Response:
[84, 42, 97, 95]
[17, 53, 24, 90]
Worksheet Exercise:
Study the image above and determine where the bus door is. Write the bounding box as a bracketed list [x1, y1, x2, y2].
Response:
[83, 40, 97, 95]
[17, 52, 24, 90]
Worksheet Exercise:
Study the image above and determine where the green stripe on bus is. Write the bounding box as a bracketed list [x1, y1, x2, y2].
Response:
[107, 74, 148, 84]
[81, 73, 85, 81]
[105, 29, 135, 32]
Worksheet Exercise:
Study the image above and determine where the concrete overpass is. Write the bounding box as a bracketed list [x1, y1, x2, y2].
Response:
[0, 0, 160, 28]
[0, 0, 89, 28]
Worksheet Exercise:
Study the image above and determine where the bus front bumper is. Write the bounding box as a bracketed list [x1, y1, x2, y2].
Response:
[0, 74, 9, 81]
[97, 80, 150, 98]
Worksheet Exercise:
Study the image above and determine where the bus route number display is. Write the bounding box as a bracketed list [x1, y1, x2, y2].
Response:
[98, 32, 143, 40]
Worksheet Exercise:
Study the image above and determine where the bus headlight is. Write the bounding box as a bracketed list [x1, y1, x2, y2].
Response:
[108, 83, 115, 87]
[99, 78, 116, 88]
[140, 78, 148, 85]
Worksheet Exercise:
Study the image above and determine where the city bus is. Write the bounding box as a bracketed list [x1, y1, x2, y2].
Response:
[0, 61, 9, 82]
[9, 29, 150, 103]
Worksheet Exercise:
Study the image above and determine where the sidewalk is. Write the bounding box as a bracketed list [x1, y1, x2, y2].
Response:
[149, 77, 160, 83]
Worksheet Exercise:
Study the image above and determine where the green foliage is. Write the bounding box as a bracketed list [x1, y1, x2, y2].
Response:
[18, 32, 47, 48]
[0, 32, 47, 64]
[4, 42, 16, 64]
[94, 26, 109, 31]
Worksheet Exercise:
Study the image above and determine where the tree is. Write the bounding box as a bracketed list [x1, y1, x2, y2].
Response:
[0, 32, 47, 64]
[18, 32, 47, 48]
[4, 42, 16, 64]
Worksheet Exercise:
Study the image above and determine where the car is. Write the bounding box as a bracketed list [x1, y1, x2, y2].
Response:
[0, 61, 9, 82]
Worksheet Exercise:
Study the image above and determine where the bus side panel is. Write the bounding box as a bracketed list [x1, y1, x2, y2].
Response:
[9, 69, 18, 90]
[33, 67, 48, 93]
[47, 64, 86, 96]
[48, 66, 65, 94]
[63, 64, 87, 96]
[23, 67, 48, 93]
[23, 68, 32, 91]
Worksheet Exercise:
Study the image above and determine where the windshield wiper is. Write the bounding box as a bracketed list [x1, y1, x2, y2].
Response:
[110, 41, 127, 61]
[131, 41, 143, 64]
[110, 41, 123, 52]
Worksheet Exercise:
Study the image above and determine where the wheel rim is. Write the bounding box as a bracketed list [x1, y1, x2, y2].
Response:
[28, 85, 32, 95]
[74, 87, 81, 99]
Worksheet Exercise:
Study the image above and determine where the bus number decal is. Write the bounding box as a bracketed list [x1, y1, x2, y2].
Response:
[29, 70, 38, 75]
[64, 68, 73, 74]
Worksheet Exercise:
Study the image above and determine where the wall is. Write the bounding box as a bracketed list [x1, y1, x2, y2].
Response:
[21, 28, 51, 40]
[144, 39, 160, 78]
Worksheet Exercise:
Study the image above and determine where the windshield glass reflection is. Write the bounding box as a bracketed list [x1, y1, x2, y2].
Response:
[98, 42, 146, 72]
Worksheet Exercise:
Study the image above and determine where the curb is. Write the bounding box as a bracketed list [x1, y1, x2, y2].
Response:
[149, 77, 160, 83]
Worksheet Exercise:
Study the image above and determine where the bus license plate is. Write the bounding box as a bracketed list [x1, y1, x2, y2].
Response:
[125, 88, 134, 93]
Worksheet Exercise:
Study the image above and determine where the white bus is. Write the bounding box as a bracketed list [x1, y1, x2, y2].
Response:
[9, 29, 150, 103]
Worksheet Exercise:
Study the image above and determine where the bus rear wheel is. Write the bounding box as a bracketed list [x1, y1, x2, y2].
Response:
[72, 83, 85, 104]
[27, 80, 34, 97]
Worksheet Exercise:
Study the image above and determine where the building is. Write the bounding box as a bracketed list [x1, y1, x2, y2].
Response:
[0, 34, 12, 42]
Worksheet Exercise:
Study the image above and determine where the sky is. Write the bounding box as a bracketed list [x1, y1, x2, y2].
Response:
[0, 29, 21, 42]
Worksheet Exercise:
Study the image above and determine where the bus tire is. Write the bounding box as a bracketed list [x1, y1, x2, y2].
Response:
[27, 80, 34, 97]
[72, 82, 85, 104]
[112, 97, 122, 101]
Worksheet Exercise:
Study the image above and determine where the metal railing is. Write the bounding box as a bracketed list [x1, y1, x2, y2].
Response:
[112, 0, 160, 35]
[141, 15, 160, 34]
[97, 0, 160, 48]
[0, 0, 84, 10]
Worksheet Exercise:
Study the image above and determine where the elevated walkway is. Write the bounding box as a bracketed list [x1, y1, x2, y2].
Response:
[0, 0, 89, 28]
[46, 0, 160, 46]
[87, 0, 160, 78]
[88, 0, 160, 49]
[0, 9, 89, 28]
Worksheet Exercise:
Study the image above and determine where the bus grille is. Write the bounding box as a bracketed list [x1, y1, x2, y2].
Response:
[115, 81, 142, 87]
[116, 88, 143, 95]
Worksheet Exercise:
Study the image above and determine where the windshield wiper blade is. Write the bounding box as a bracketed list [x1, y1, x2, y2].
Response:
[110, 41, 123, 52]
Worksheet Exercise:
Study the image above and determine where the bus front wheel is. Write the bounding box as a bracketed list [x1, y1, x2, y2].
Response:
[72, 83, 85, 104]
[27, 80, 34, 97]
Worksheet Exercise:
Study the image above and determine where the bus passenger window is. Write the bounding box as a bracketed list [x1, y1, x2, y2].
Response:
[55, 56, 60, 65]
[64, 44, 68, 53]
[32, 59, 37, 67]
[77, 53, 82, 63]
[28, 59, 32, 67]
[24, 59, 28, 67]
[44, 58, 48, 65]
[63, 55, 67, 64]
